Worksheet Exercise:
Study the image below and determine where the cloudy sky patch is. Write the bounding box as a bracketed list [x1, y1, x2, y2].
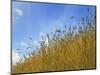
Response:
[14, 8, 23, 16]
[12, 50, 21, 65]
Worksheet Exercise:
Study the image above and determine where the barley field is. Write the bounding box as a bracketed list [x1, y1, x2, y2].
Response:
[12, 11, 96, 74]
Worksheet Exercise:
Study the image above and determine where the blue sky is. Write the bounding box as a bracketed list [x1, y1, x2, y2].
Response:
[12, 1, 96, 59]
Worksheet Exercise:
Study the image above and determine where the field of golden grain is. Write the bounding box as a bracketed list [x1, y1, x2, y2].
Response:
[12, 11, 96, 74]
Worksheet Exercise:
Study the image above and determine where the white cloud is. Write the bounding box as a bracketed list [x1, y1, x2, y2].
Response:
[40, 32, 45, 37]
[13, 8, 23, 23]
[15, 8, 23, 16]
[26, 54, 29, 58]
[45, 38, 49, 46]
[20, 42, 26, 46]
[12, 50, 21, 65]
[33, 40, 38, 44]
[39, 32, 49, 46]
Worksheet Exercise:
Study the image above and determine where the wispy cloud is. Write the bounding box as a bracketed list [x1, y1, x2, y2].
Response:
[15, 8, 23, 16]
[33, 40, 38, 45]
[45, 38, 49, 46]
[20, 42, 26, 47]
[39, 32, 49, 46]
[40, 32, 46, 37]
[39, 32, 45, 42]
[13, 8, 23, 23]
[12, 50, 21, 65]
